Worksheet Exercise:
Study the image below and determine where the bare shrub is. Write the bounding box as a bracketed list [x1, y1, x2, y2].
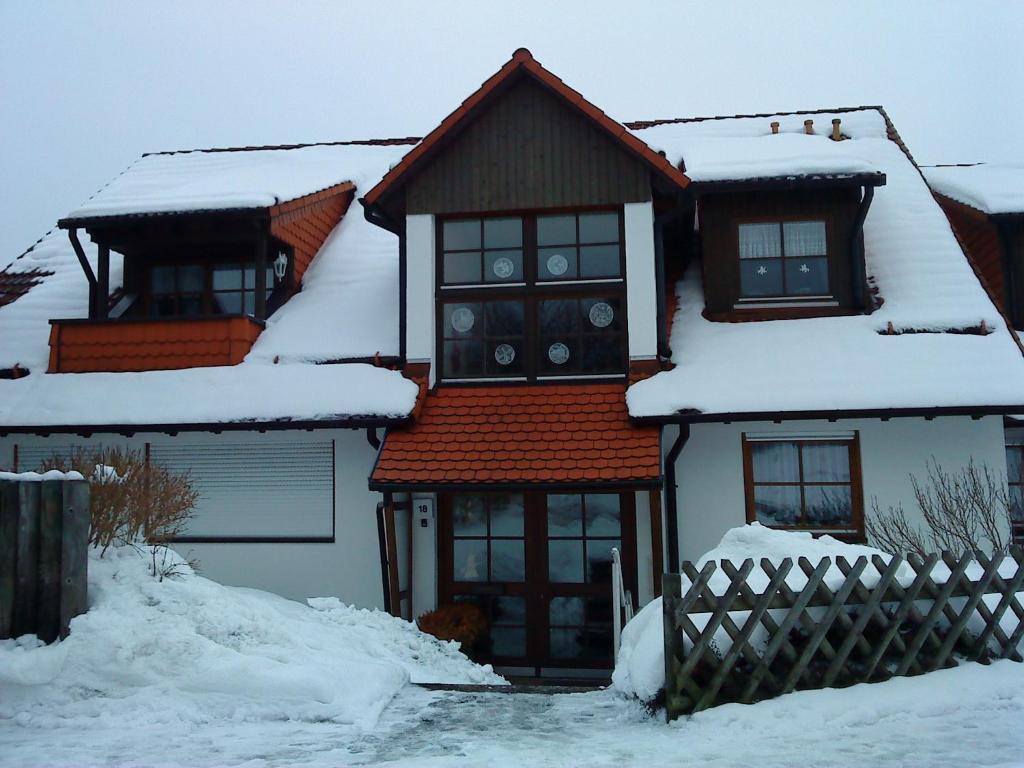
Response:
[866, 457, 1013, 556]
[41, 447, 199, 577]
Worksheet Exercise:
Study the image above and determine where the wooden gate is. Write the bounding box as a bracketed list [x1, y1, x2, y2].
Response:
[662, 549, 1024, 721]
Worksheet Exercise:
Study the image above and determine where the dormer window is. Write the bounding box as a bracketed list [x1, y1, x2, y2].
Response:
[438, 210, 626, 382]
[148, 261, 275, 318]
[739, 219, 829, 300]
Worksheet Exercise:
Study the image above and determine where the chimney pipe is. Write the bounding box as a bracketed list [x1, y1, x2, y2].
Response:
[770, 121, 780, 135]
[831, 118, 842, 141]
[804, 119, 814, 135]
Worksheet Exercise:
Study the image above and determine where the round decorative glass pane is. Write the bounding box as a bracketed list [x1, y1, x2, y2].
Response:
[492, 257, 515, 280]
[450, 307, 475, 333]
[588, 302, 614, 328]
[546, 253, 569, 277]
[548, 342, 570, 365]
[494, 343, 516, 366]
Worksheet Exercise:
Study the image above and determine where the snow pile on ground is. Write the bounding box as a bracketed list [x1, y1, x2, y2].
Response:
[923, 162, 1024, 215]
[0, 545, 502, 736]
[611, 523, 910, 702]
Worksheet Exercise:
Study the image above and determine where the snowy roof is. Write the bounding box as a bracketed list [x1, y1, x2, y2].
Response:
[0, 143, 418, 427]
[922, 163, 1024, 216]
[62, 144, 384, 222]
[626, 108, 1024, 418]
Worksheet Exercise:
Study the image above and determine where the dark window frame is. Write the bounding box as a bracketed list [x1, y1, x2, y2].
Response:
[735, 216, 833, 302]
[435, 208, 628, 382]
[1005, 439, 1024, 545]
[741, 433, 865, 540]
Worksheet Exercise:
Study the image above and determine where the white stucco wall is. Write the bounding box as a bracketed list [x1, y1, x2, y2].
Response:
[623, 201, 658, 361]
[670, 416, 1009, 564]
[405, 213, 436, 382]
[0, 428, 386, 608]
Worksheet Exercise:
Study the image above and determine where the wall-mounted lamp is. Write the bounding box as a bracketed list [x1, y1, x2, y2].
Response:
[273, 251, 289, 281]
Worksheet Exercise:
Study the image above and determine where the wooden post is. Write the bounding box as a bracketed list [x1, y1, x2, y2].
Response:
[649, 491, 664, 597]
[12, 482, 40, 638]
[36, 479, 63, 643]
[96, 244, 110, 319]
[0, 480, 18, 639]
[254, 231, 268, 321]
[60, 479, 90, 639]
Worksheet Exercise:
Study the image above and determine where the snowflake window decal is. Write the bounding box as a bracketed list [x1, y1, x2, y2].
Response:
[492, 257, 515, 280]
[588, 302, 614, 328]
[548, 342, 570, 365]
[799, 263, 810, 273]
[494, 343, 515, 366]
[757, 265, 768, 276]
[546, 253, 569, 277]
[450, 307, 475, 333]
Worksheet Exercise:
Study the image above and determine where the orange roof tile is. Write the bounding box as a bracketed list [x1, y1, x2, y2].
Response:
[370, 383, 661, 489]
[362, 48, 688, 208]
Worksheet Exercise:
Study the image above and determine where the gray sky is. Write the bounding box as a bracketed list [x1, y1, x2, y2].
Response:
[2, 0, 1022, 262]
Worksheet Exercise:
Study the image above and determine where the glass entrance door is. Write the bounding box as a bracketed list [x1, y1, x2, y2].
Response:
[439, 491, 636, 675]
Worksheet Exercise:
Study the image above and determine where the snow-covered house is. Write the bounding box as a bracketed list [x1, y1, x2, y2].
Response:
[2, 49, 1023, 680]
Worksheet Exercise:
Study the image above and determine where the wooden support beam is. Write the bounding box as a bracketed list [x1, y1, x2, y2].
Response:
[95, 244, 110, 319]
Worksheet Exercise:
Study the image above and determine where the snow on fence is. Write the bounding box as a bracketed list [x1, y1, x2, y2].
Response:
[662, 549, 1024, 721]
[0, 472, 89, 642]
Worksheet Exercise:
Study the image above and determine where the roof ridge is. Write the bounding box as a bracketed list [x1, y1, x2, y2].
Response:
[623, 105, 886, 130]
[143, 136, 422, 157]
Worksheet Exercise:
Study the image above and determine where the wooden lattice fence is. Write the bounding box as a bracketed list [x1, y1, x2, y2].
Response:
[662, 549, 1024, 721]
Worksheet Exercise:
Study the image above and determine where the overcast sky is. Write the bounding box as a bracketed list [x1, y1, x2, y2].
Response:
[2, 0, 1022, 261]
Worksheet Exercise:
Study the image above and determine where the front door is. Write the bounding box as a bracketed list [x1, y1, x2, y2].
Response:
[438, 491, 636, 677]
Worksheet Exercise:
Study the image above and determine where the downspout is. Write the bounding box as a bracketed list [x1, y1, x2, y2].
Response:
[376, 493, 393, 614]
[361, 201, 407, 363]
[67, 229, 97, 319]
[663, 423, 690, 572]
[365, 427, 381, 450]
[653, 213, 671, 360]
[850, 185, 875, 310]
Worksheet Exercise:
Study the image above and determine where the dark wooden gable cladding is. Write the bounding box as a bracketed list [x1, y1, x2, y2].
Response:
[698, 186, 864, 318]
[405, 75, 652, 215]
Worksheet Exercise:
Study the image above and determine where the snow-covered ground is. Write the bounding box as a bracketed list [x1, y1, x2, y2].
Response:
[3, 533, 1024, 767]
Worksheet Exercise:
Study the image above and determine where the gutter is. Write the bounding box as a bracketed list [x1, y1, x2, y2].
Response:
[631, 404, 1024, 427]
[663, 424, 690, 572]
[0, 415, 413, 438]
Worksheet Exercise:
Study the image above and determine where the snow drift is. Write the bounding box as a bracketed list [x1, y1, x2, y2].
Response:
[0, 546, 502, 732]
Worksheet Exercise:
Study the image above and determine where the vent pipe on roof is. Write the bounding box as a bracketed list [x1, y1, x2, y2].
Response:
[804, 119, 814, 135]
[831, 118, 842, 141]
[770, 121, 780, 135]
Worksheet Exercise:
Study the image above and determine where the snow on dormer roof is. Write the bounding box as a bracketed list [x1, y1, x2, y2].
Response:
[923, 162, 1024, 216]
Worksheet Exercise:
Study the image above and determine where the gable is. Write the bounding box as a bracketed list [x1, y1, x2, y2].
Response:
[406, 76, 652, 214]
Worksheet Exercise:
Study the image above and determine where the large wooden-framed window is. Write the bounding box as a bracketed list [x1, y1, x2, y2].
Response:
[437, 209, 627, 382]
[148, 261, 276, 319]
[738, 219, 831, 301]
[741, 433, 864, 539]
[1005, 435, 1024, 544]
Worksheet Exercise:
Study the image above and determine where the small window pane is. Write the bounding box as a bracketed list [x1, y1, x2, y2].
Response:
[453, 540, 487, 581]
[579, 212, 619, 244]
[751, 442, 800, 482]
[540, 339, 575, 372]
[266, 267, 275, 292]
[586, 596, 613, 625]
[581, 336, 623, 373]
[549, 540, 584, 583]
[1007, 447, 1024, 484]
[579, 245, 620, 278]
[444, 252, 481, 284]
[443, 340, 484, 377]
[585, 494, 621, 536]
[754, 486, 803, 526]
[802, 443, 851, 483]
[181, 295, 203, 317]
[444, 303, 481, 337]
[537, 215, 576, 246]
[740, 259, 784, 297]
[1009, 486, 1024, 522]
[491, 626, 526, 657]
[444, 219, 480, 250]
[549, 596, 585, 626]
[484, 250, 522, 283]
[213, 292, 243, 315]
[490, 494, 524, 537]
[213, 266, 243, 291]
[783, 221, 827, 257]
[180, 265, 204, 292]
[549, 628, 583, 659]
[582, 298, 621, 331]
[538, 247, 578, 280]
[483, 217, 522, 248]
[739, 223, 781, 259]
[152, 295, 176, 317]
[491, 540, 525, 582]
[243, 292, 255, 316]
[493, 596, 526, 625]
[487, 341, 524, 375]
[453, 495, 486, 536]
[540, 299, 578, 335]
[151, 266, 176, 292]
[484, 301, 524, 337]
[548, 494, 583, 536]
[804, 486, 853, 526]
[784, 256, 829, 296]
[586, 539, 618, 583]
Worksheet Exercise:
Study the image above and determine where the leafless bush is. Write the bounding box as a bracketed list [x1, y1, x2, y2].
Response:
[866, 457, 1013, 556]
[41, 447, 199, 576]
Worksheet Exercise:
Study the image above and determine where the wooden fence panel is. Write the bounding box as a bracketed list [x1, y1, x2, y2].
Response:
[663, 548, 1024, 721]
